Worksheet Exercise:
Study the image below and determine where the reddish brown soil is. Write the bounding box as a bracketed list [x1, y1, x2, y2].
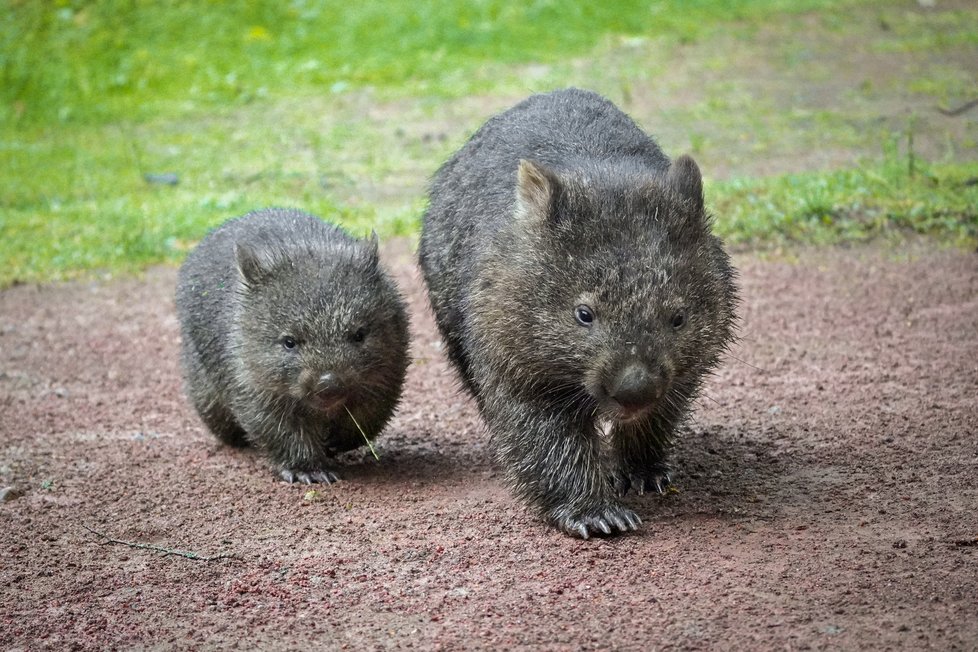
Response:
[1, 241, 976, 650]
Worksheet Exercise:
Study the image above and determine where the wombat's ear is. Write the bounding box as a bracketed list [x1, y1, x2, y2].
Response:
[516, 159, 559, 224]
[365, 230, 380, 266]
[665, 154, 704, 213]
[235, 242, 273, 286]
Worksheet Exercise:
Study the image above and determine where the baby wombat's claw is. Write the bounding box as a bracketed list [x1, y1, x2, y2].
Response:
[554, 504, 642, 539]
[280, 469, 340, 485]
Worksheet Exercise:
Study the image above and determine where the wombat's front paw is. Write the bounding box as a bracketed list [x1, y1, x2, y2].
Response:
[550, 503, 642, 539]
[280, 468, 340, 485]
[612, 465, 672, 497]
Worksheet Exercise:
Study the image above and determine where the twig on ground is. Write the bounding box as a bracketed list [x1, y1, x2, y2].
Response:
[936, 99, 978, 117]
[82, 524, 241, 562]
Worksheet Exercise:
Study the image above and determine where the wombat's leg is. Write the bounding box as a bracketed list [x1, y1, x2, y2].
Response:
[436, 325, 479, 396]
[199, 405, 248, 448]
[185, 378, 248, 447]
[241, 415, 343, 485]
[488, 399, 641, 539]
[181, 343, 248, 446]
[610, 414, 677, 497]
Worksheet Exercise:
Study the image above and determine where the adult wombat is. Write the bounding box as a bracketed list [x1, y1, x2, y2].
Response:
[419, 89, 737, 538]
[176, 208, 410, 483]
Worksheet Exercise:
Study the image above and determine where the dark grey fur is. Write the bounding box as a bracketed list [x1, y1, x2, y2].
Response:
[419, 89, 738, 538]
[176, 208, 410, 483]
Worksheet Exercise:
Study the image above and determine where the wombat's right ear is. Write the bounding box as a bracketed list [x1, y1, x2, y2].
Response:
[365, 230, 380, 266]
[665, 154, 704, 213]
[516, 159, 559, 224]
[235, 242, 272, 286]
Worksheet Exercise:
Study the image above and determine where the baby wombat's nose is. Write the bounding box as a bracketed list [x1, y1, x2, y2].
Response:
[316, 372, 343, 395]
[609, 363, 661, 413]
[312, 372, 348, 412]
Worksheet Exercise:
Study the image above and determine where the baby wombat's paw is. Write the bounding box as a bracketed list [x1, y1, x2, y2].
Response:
[280, 468, 340, 485]
[612, 464, 672, 497]
[549, 503, 642, 539]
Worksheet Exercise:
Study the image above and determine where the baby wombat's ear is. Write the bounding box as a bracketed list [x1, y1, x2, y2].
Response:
[235, 242, 275, 286]
[665, 154, 704, 213]
[515, 159, 560, 225]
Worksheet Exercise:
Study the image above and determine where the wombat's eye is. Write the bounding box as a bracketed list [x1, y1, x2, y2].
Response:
[671, 310, 686, 330]
[350, 327, 368, 344]
[574, 305, 595, 327]
[281, 336, 297, 350]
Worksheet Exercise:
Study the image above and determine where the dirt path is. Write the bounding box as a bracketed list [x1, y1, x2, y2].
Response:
[1, 241, 976, 650]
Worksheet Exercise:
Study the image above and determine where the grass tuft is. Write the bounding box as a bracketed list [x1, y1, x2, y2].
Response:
[713, 161, 978, 248]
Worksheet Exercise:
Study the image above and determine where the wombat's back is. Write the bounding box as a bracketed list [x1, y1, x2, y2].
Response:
[427, 88, 670, 231]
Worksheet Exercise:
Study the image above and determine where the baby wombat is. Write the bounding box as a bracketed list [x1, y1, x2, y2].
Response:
[176, 208, 410, 483]
[419, 89, 738, 538]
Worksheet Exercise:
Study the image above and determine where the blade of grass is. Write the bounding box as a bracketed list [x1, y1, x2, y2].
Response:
[345, 406, 380, 461]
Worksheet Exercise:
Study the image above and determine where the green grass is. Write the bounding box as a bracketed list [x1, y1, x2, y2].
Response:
[714, 162, 978, 248]
[2, 0, 977, 287]
[2, 0, 852, 126]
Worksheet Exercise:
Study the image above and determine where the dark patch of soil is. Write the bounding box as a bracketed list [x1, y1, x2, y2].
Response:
[1, 241, 976, 650]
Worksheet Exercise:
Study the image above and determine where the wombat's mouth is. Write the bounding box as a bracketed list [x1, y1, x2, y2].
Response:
[606, 399, 656, 424]
[308, 391, 348, 414]
[589, 383, 663, 424]
[583, 388, 656, 425]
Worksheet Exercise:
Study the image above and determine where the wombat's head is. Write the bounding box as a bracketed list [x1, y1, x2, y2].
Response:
[479, 155, 737, 423]
[232, 232, 409, 418]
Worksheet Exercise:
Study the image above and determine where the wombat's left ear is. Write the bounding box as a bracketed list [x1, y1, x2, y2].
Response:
[515, 159, 559, 225]
[235, 242, 273, 286]
[665, 154, 704, 213]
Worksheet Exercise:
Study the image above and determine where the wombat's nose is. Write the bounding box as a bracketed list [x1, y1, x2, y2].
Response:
[311, 372, 349, 412]
[316, 371, 340, 392]
[609, 363, 661, 413]
[316, 372, 343, 395]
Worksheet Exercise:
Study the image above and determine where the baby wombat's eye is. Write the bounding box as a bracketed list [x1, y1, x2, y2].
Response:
[349, 327, 368, 344]
[671, 310, 687, 330]
[281, 336, 298, 350]
[574, 305, 595, 327]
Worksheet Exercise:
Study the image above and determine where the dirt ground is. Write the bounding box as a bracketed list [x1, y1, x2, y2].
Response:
[1, 238, 976, 650]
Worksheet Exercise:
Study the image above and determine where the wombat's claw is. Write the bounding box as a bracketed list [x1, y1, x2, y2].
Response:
[654, 472, 672, 494]
[614, 468, 672, 497]
[636, 472, 671, 495]
[280, 469, 340, 485]
[554, 505, 642, 539]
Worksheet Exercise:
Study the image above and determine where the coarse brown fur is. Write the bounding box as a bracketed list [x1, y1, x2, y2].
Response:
[419, 89, 738, 537]
[176, 208, 410, 483]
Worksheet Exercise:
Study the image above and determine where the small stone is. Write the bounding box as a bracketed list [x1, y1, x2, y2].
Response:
[0, 486, 21, 502]
[144, 172, 180, 186]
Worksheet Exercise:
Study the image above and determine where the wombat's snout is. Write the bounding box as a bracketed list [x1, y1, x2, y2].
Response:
[311, 371, 348, 412]
[607, 362, 664, 417]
